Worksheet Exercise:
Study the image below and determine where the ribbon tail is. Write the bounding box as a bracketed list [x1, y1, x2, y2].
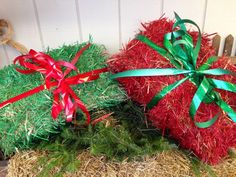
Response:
[61, 92, 75, 122]
[67, 87, 91, 124]
[51, 93, 63, 119]
[199, 68, 236, 76]
[91, 112, 113, 125]
[189, 77, 219, 128]
[194, 113, 220, 128]
[216, 99, 236, 122]
[208, 78, 236, 93]
[63, 43, 91, 76]
[147, 76, 189, 109]
[174, 12, 187, 31]
[0, 84, 45, 109]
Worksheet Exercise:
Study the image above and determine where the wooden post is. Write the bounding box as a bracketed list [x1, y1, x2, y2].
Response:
[212, 34, 221, 56]
[230, 57, 236, 64]
[223, 34, 234, 56]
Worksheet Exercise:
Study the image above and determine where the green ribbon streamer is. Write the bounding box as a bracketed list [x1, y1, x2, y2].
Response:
[111, 13, 236, 128]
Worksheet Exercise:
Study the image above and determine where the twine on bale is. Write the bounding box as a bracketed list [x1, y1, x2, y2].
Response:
[0, 19, 28, 54]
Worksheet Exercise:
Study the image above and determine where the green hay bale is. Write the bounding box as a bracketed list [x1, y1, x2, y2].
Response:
[0, 42, 126, 156]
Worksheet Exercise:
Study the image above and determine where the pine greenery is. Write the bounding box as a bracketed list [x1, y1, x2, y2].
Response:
[35, 101, 176, 176]
[34, 101, 217, 177]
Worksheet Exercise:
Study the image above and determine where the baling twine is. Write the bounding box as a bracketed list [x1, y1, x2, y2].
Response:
[0, 19, 28, 54]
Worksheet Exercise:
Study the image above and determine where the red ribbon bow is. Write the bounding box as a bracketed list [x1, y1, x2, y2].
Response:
[0, 44, 108, 124]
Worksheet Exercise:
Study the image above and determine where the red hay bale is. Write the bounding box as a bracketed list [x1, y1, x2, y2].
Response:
[108, 17, 236, 164]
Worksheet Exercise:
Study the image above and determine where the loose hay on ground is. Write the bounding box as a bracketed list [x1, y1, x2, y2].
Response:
[7, 150, 236, 177]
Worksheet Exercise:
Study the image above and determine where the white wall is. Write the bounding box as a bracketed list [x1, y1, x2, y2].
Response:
[0, 0, 236, 67]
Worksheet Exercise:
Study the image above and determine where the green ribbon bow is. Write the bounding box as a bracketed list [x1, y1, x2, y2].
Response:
[111, 13, 236, 128]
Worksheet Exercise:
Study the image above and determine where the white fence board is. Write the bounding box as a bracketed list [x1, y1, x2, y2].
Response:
[0, 0, 236, 68]
[35, 0, 81, 49]
[120, 0, 162, 45]
[79, 0, 120, 53]
[204, 0, 236, 56]
[3, 46, 20, 65]
[0, 46, 8, 67]
[163, 0, 207, 31]
[0, 0, 42, 62]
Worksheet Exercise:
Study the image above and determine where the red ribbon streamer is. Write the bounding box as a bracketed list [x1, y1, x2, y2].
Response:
[0, 43, 108, 124]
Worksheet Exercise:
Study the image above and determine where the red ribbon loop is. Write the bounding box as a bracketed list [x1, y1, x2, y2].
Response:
[1, 43, 108, 124]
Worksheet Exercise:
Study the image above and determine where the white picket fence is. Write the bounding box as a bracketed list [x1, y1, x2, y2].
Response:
[0, 0, 236, 68]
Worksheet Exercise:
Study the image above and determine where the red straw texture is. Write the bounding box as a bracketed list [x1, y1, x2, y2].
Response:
[108, 17, 236, 164]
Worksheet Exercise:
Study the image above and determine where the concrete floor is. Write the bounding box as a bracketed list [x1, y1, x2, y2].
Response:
[0, 161, 8, 177]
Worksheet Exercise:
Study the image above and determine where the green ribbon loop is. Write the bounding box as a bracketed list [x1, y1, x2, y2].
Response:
[111, 13, 236, 128]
